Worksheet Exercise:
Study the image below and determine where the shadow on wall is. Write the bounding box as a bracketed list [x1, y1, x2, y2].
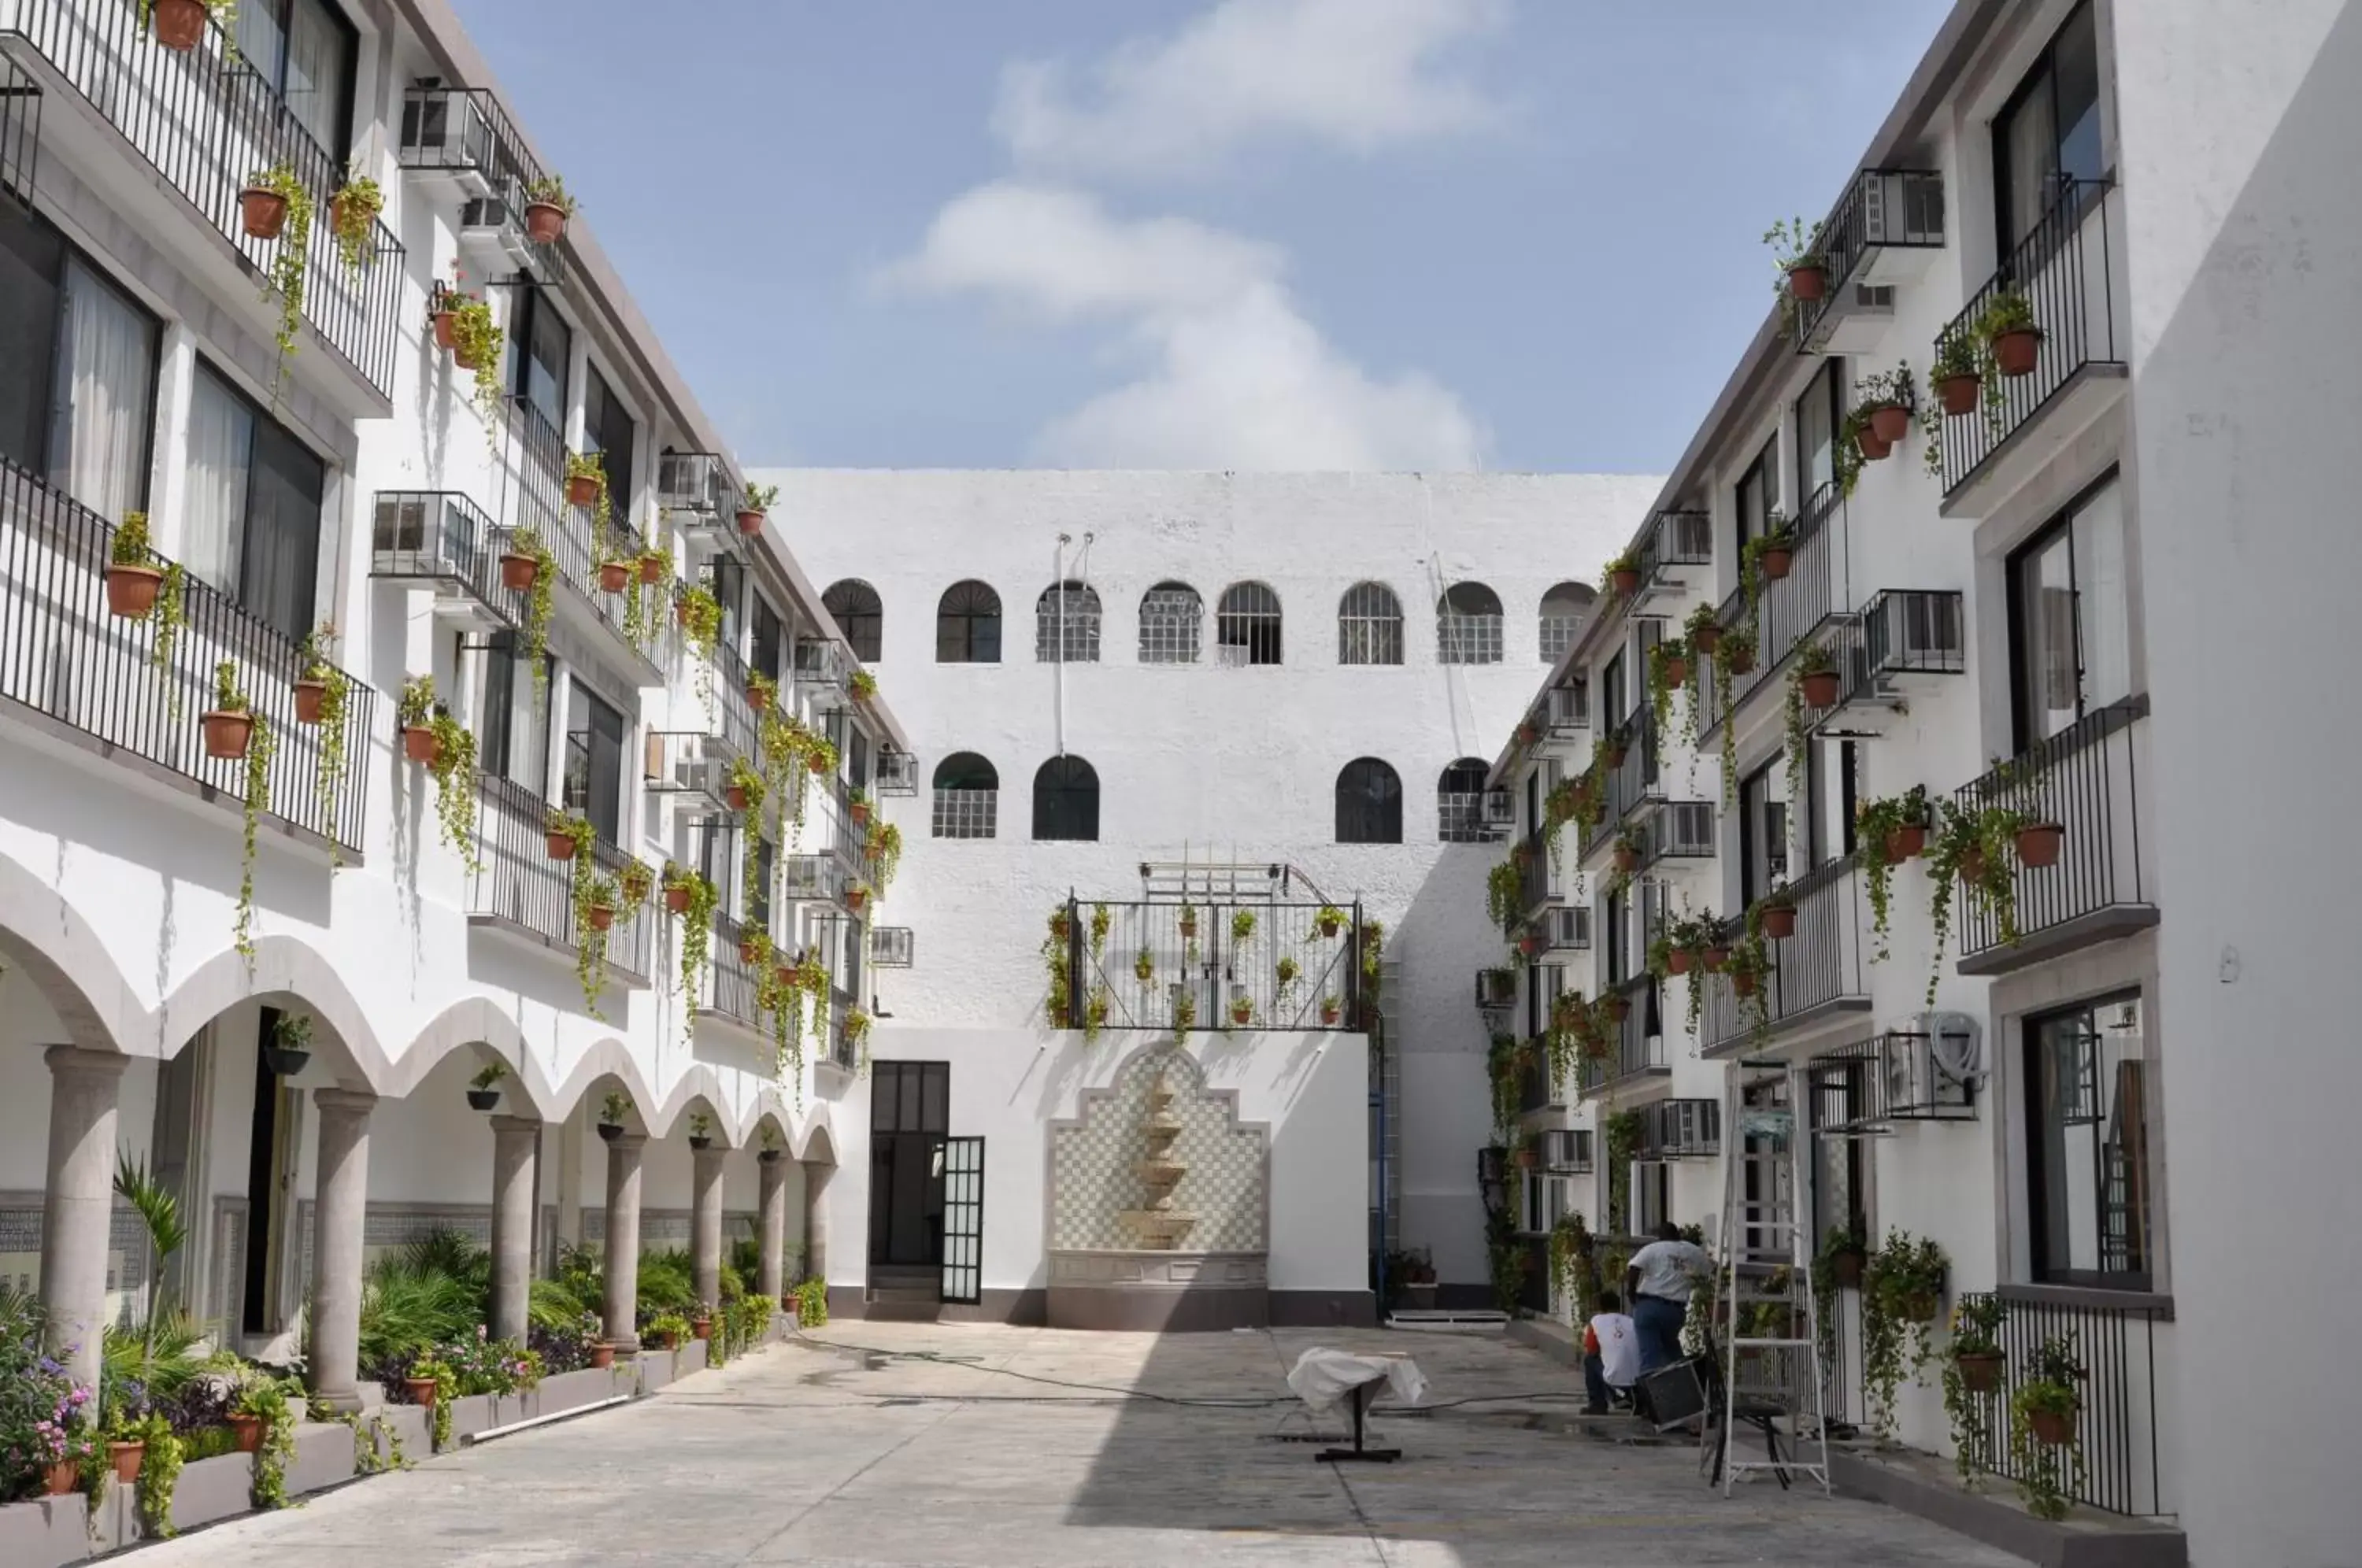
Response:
[1387, 847, 1500, 1296]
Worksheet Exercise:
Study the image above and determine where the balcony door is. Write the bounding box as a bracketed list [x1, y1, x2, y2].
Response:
[868, 1061, 950, 1274]
[1994, 1, 2105, 252]
[0, 199, 159, 522]
[563, 680, 626, 842]
[2005, 473, 2130, 750]
[184, 364, 326, 644]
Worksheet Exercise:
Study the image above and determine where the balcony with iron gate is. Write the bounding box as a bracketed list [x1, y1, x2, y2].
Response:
[466, 775, 653, 989]
[1807, 1029, 1977, 1137]
[1697, 481, 1845, 746]
[1, 52, 35, 203]
[874, 747, 919, 797]
[500, 397, 663, 683]
[371, 490, 522, 631]
[1516, 827, 1564, 917]
[1576, 974, 1668, 1099]
[1631, 508, 1714, 604]
[702, 912, 768, 1034]
[1797, 590, 1967, 741]
[1933, 178, 2127, 515]
[1697, 853, 1871, 1057]
[657, 451, 746, 544]
[1, 455, 377, 857]
[1953, 696, 2155, 975]
[1543, 678, 1588, 739]
[4, 0, 408, 405]
[398, 83, 562, 287]
[1792, 168, 1946, 356]
[1541, 904, 1590, 954]
[1475, 966, 1516, 1017]
[793, 635, 852, 693]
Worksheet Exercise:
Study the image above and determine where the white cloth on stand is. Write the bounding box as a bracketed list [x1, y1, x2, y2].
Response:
[1285, 1347, 1427, 1415]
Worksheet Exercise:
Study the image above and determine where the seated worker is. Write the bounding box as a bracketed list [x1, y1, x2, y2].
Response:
[1582, 1289, 1639, 1415]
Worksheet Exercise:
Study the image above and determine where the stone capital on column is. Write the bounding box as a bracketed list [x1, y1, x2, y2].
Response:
[490, 1113, 545, 1140]
[313, 1086, 379, 1122]
[603, 1130, 648, 1155]
[43, 1044, 130, 1084]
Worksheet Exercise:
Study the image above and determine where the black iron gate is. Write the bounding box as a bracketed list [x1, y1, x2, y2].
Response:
[940, 1137, 983, 1305]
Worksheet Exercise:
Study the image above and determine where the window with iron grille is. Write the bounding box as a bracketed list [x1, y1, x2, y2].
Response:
[1032, 755, 1099, 841]
[823, 578, 882, 663]
[1138, 581, 1201, 664]
[1436, 582, 1504, 665]
[1436, 758, 1493, 843]
[935, 579, 1001, 664]
[1035, 580, 1101, 663]
[931, 752, 998, 839]
[1338, 581, 1403, 665]
[1216, 581, 1282, 665]
[1538, 580, 1594, 664]
[1335, 757, 1402, 844]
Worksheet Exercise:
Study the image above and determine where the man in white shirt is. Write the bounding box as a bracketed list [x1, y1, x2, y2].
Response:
[1581, 1289, 1640, 1415]
[1624, 1222, 1714, 1373]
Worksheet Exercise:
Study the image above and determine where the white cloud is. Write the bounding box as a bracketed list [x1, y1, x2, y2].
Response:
[994, 0, 1507, 180]
[883, 183, 1483, 472]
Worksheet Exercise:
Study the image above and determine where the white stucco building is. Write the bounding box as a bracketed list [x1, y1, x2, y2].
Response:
[1479, 2, 2362, 1564]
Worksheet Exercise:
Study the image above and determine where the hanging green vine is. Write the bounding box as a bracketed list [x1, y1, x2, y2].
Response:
[298, 623, 351, 863]
[1740, 512, 1792, 623]
[1604, 1111, 1642, 1234]
[247, 161, 313, 400]
[327, 168, 382, 275]
[398, 675, 479, 871]
[1854, 785, 1931, 963]
[1942, 1296, 2006, 1490]
[442, 276, 505, 432]
[1783, 638, 1834, 806]
[205, 663, 276, 965]
[113, 512, 190, 710]
[1711, 615, 1755, 807]
[546, 810, 606, 1015]
[238, 1374, 300, 1509]
[509, 527, 556, 706]
[2007, 1335, 2087, 1521]
[668, 865, 719, 1004]
[1860, 1229, 1949, 1437]
[1485, 1031, 1529, 1134]
[125, 1413, 182, 1538]
[1926, 796, 2033, 1004]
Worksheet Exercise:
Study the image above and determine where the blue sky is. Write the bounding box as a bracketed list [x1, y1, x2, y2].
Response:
[450, 0, 1954, 474]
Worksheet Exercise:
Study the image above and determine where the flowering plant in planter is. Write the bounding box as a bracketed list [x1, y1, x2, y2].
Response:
[565, 449, 609, 513]
[398, 675, 481, 870]
[1926, 331, 1984, 468]
[328, 165, 383, 275]
[848, 669, 877, 701]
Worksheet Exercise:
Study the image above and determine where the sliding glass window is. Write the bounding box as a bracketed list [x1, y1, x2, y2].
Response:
[183, 364, 325, 644]
[0, 198, 159, 521]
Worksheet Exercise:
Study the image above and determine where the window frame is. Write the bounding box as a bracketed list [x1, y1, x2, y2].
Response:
[1034, 580, 1101, 664]
[1335, 757, 1402, 845]
[1031, 754, 1100, 841]
[239, 0, 360, 161]
[931, 753, 999, 840]
[2003, 468, 2126, 753]
[1435, 582, 1505, 666]
[2021, 989, 2155, 1292]
[1993, 0, 2105, 253]
[824, 579, 884, 664]
[1734, 434, 1781, 560]
[582, 361, 637, 530]
[561, 676, 628, 844]
[1794, 357, 1843, 506]
[1137, 580, 1202, 665]
[935, 579, 1003, 664]
[1216, 581, 1283, 667]
[1338, 581, 1404, 666]
[506, 286, 572, 437]
[187, 358, 328, 644]
[1437, 758, 1493, 845]
[1537, 582, 1592, 665]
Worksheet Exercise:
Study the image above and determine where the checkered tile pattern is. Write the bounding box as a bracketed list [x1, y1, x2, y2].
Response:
[1050, 1050, 1267, 1253]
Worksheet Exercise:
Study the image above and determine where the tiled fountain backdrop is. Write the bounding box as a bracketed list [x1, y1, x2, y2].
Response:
[1051, 1049, 1266, 1252]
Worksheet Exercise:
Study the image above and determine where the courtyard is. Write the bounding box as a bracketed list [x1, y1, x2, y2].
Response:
[127, 1323, 2011, 1566]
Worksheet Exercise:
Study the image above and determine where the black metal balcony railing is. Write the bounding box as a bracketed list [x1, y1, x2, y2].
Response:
[1807, 1030, 1976, 1134]
[1542, 1128, 1593, 1173]
[1794, 168, 1946, 349]
[1642, 509, 1713, 582]
[1634, 1097, 1720, 1159]
[1063, 897, 1366, 1034]
[0, 52, 37, 202]
[793, 636, 850, 689]
[369, 491, 521, 627]
[704, 913, 765, 1030]
[1816, 590, 1967, 719]
[779, 852, 842, 904]
[1638, 801, 1715, 870]
[1589, 712, 1653, 841]
[467, 774, 652, 986]
[1700, 854, 1869, 1055]
[1516, 827, 1560, 913]
[1697, 483, 1845, 743]
[499, 398, 651, 658]
[1546, 679, 1587, 733]
[872, 926, 914, 967]
[656, 451, 735, 518]
[0, 456, 373, 854]
[1579, 974, 1665, 1096]
[397, 83, 540, 190]
[704, 638, 760, 761]
[9, 0, 405, 398]
[875, 748, 918, 797]
[1954, 696, 2152, 963]
[1935, 178, 2122, 495]
[1950, 1291, 2169, 1517]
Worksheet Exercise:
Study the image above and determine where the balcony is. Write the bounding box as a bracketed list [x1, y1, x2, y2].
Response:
[500, 398, 661, 681]
[1807, 1029, 1977, 1136]
[1948, 1291, 2171, 1518]
[1633, 801, 1714, 873]
[1577, 974, 1667, 1098]
[1634, 1097, 1720, 1160]
[1517, 1044, 1554, 1115]
[1954, 696, 2156, 974]
[1545, 679, 1588, 736]
[0, 51, 35, 202]
[1062, 897, 1368, 1034]
[872, 926, 914, 967]
[778, 852, 843, 905]
[793, 635, 851, 691]
[1475, 966, 1516, 1017]
[1516, 827, 1563, 915]
[1635, 508, 1713, 601]
[397, 85, 561, 287]
[875, 747, 918, 797]
[1700, 854, 1871, 1056]
[1542, 904, 1590, 952]
[1541, 1128, 1593, 1174]
[466, 775, 653, 987]
[1793, 168, 1946, 355]
[1934, 178, 2127, 512]
[657, 451, 743, 544]
[1697, 481, 1845, 745]
[371, 491, 521, 631]
[3, 0, 406, 405]
[0, 456, 374, 856]
[1804, 590, 1967, 739]
[702, 913, 768, 1033]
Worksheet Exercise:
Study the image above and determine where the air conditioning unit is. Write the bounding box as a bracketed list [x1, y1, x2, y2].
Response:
[672, 754, 724, 793]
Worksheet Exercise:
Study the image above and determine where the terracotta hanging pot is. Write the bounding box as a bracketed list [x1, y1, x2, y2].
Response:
[404, 1376, 438, 1408]
[1519, 934, 1544, 958]
[1831, 1249, 1864, 1289]
[1786, 261, 1828, 301]
[739, 934, 765, 965]
[201, 708, 254, 760]
[747, 683, 772, 714]
[1605, 742, 1628, 769]
[525, 202, 568, 245]
[1662, 655, 1688, 689]
[545, 829, 577, 861]
[293, 677, 328, 724]
[1610, 568, 1641, 597]
[590, 1343, 616, 1370]
[106, 562, 165, 618]
[1958, 849, 1987, 885]
[150, 0, 208, 49]
[1956, 1352, 2005, 1395]
[1760, 904, 1797, 940]
[638, 553, 665, 585]
[1690, 623, 1721, 656]
[1728, 642, 1757, 675]
[845, 889, 868, 914]
[1856, 424, 1894, 461]
[850, 802, 871, 827]
[1666, 949, 1692, 976]
[1601, 996, 1630, 1023]
[1886, 823, 1928, 862]
[1992, 327, 2044, 378]
[238, 186, 288, 241]
[228, 1414, 265, 1453]
[736, 509, 766, 537]
[499, 552, 540, 591]
[568, 473, 602, 508]
[1758, 545, 1794, 582]
[403, 726, 441, 765]
[1732, 970, 1760, 998]
[676, 597, 697, 629]
[2015, 822, 2065, 868]
[724, 784, 750, 812]
[1321, 1001, 1342, 1026]
[2028, 1406, 2078, 1445]
[1801, 670, 1842, 708]
[806, 754, 828, 776]
[586, 904, 615, 932]
[1702, 945, 1731, 972]
[1612, 844, 1639, 874]
[432, 309, 457, 350]
[665, 883, 692, 915]
[1869, 404, 1912, 445]
[597, 560, 630, 594]
[109, 1441, 146, 1483]
[1937, 373, 1982, 416]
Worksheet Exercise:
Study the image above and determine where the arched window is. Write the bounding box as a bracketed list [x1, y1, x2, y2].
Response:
[1338, 582, 1404, 666]
[822, 579, 882, 663]
[1539, 581, 1597, 664]
[931, 752, 998, 839]
[935, 580, 1001, 664]
[1436, 582, 1505, 665]
[1035, 580, 1101, 663]
[1438, 758, 1497, 843]
[1032, 755, 1099, 841]
[1335, 758, 1402, 844]
[1216, 582, 1282, 666]
[1138, 581, 1202, 664]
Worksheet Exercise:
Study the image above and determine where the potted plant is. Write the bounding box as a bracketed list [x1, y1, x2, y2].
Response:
[1755, 891, 1797, 941]
[1819, 1224, 1867, 1290]
[1979, 288, 2042, 377]
[328, 166, 383, 274]
[589, 1341, 616, 1370]
[565, 450, 606, 510]
[1768, 215, 1827, 302]
[1931, 331, 1982, 416]
[1603, 547, 1642, 597]
[1949, 1296, 2007, 1394]
[1744, 516, 1795, 589]
[402, 1361, 439, 1408]
[1793, 638, 1841, 709]
[619, 860, 653, 907]
[662, 863, 702, 915]
[2013, 1336, 2084, 1445]
[1320, 994, 1342, 1026]
[146, 0, 221, 50]
[547, 808, 592, 864]
[498, 524, 544, 592]
[397, 674, 440, 764]
[805, 736, 839, 778]
[1230, 996, 1253, 1026]
[597, 557, 630, 594]
[1726, 941, 1768, 998]
[2015, 819, 2066, 868]
[597, 1092, 631, 1141]
[746, 671, 778, 715]
[466, 1061, 506, 1111]
[238, 162, 302, 241]
[843, 1009, 872, 1050]
[106, 509, 170, 618]
[1612, 827, 1645, 875]
[1132, 947, 1154, 985]
[1313, 904, 1346, 940]
[1684, 601, 1723, 656]
[582, 873, 618, 931]
[636, 548, 667, 586]
[1599, 990, 1631, 1024]
[692, 1309, 713, 1341]
[1401, 1250, 1438, 1311]
[263, 1012, 312, 1077]
[843, 878, 871, 914]
[522, 176, 576, 244]
[849, 669, 878, 702]
[737, 483, 779, 537]
[1864, 364, 1916, 446]
[1231, 908, 1257, 945]
[758, 1127, 783, 1166]
[1178, 902, 1199, 940]
[646, 1312, 691, 1351]
[200, 661, 256, 759]
[687, 1112, 713, 1152]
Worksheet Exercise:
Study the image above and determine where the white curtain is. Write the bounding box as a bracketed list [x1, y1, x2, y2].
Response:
[48, 260, 157, 523]
[183, 370, 253, 598]
[283, 0, 347, 157]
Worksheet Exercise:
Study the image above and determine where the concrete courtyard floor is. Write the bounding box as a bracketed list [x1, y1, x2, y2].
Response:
[130, 1321, 2016, 1566]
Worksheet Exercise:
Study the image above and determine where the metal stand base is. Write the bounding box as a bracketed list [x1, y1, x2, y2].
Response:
[1316, 1383, 1401, 1463]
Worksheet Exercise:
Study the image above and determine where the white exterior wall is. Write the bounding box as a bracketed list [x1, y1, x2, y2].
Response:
[767, 469, 1655, 1292]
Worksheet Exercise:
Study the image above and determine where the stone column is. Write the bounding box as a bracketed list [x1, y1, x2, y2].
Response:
[601, 1132, 646, 1352]
[803, 1161, 833, 1289]
[488, 1115, 542, 1343]
[308, 1088, 376, 1411]
[690, 1145, 726, 1311]
[757, 1152, 787, 1306]
[39, 1046, 128, 1396]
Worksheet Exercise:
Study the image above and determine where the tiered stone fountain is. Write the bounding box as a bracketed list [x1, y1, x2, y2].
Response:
[1117, 1066, 1197, 1250]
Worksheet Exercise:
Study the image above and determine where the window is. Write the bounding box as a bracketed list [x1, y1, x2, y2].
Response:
[183, 364, 325, 643]
[562, 679, 627, 842]
[1031, 756, 1099, 841]
[2024, 993, 2153, 1289]
[507, 287, 571, 436]
[477, 629, 550, 791]
[1601, 649, 1628, 730]
[237, 0, 357, 157]
[0, 201, 159, 521]
[1034, 580, 1101, 664]
[1335, 758, 1402, 844]
[750, 591, 783, 682]
[709, 557, 746, 655]
[1738, 760, 1791, 913]
[824, 579, 883, 663]
[1436, 582, 1504, 665]
[1734, 434, 1781, 557]
[1538, 582, 1594, 664]
[1796, 358, 1842, 508]
[2007, 474, 2129, 749]
[931, 753, 998, 839]
[1216, 582, 1282, 666]
[1438, 759, 1493, 844]
[1138, 581, 1201, 664]
[1635, 1162, 1670, 1237]
[935, 580, 1001, 664]
[1995, 1, 2105, 251]
[583, 363, 637, 527]
[1338, 582, 1403, 665]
